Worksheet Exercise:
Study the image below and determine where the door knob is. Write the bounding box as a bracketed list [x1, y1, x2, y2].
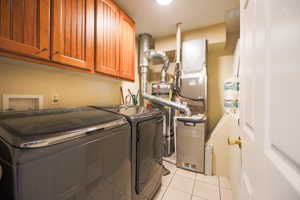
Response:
[228, 136, 242, 149]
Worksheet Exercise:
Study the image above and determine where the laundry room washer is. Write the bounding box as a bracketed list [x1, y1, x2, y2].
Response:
[92, 106, 163, 200]
[0, 107, 132, 200]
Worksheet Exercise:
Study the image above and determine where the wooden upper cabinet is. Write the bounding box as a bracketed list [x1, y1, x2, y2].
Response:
[0, 0, 50, 60]
[119, 11, 136, 81]
[52, 0, 94, 70]
[0, 0, 136, 80]
[95, 0, 120, 76]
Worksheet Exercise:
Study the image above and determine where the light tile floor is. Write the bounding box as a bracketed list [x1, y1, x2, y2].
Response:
[153, 161, 233, 200]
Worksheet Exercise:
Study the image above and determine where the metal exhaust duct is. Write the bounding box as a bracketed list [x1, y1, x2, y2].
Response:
[144, 49, 170, 82]
[139, 33, 154, 68]
[138, 31, 191, 116]
[176, 23, 182, 65]
[143, 93, 191, 116]
[138, 34, 154, 96]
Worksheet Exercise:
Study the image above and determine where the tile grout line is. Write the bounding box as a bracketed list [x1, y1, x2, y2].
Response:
[168, 168, 177, 187]
[159, 186, 168, 200]
[173, 169, 197, 196]
[164, 164, 196, 199]
[164, 163, 220, 200]
[193, 174, 212, 200]
[161, 167, 177, 200]
[218, 176, 222, 200]
[196, 179, 219, 187]
[190, 173, 197, 200]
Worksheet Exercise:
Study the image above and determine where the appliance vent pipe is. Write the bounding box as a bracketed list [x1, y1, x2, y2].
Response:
[176, 23, 182, 65]
[139, 34, 153, 96]
[138, 32, 191, 116]
[143, 93, 191, 116]
[144, 49, 170, 82]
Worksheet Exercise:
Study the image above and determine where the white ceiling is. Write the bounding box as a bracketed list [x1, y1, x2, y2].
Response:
[114, 0, 239, 38]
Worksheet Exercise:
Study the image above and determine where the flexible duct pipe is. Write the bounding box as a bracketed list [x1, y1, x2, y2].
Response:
[145, 49, 170, 82]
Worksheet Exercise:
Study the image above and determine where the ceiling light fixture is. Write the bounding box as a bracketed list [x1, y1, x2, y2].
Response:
[156, 0, 174, 6]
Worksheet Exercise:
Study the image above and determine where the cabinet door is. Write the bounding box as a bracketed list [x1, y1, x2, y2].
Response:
[0, 0, 50, 59]
[52, 0, 94, 70]
[119, 12, 136, 81]
[95, 0, 120, 76]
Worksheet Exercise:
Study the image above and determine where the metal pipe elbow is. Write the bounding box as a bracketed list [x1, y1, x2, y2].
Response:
[144, 50, 170, 71]
[142, 93, 192, 116]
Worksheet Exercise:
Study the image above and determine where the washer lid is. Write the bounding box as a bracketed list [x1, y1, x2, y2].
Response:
[0, 107, 126, 148]
[93, 106, 163, 122]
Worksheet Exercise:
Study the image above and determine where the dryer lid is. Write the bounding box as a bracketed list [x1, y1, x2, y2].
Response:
[93, 105, 162, 122]
[0, 107, 127, 148]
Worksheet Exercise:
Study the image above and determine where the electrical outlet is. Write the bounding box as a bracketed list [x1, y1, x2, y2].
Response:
[52, 95, 60, 105]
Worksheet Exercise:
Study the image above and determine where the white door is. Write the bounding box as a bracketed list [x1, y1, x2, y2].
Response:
[239, 0, 300, 199]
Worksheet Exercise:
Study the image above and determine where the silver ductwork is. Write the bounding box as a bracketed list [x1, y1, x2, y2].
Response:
[143, 93, 191, 116]
[138, 33, 153, 106]
[176, 23, 182, 65]
[139, 33, 154, 68]
[138, 32, 191, 116]
[145, 49, 170, 82]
